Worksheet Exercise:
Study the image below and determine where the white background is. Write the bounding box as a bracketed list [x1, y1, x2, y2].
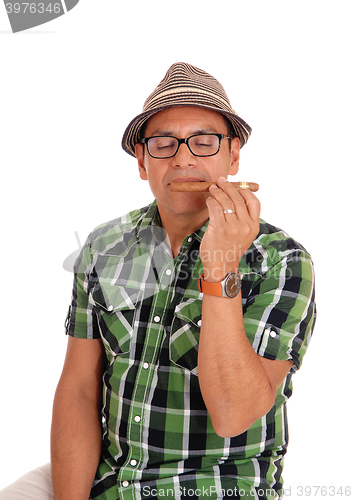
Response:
[0, 1, 352, 497]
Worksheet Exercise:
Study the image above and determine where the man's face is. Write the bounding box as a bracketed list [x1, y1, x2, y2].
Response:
[135, 106, 240, 220]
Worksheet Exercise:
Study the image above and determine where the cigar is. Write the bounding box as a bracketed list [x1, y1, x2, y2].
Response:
[170, 181, 259, 192]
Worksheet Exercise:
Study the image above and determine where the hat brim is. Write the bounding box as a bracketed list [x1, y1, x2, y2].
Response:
[121, 104, 252, 158]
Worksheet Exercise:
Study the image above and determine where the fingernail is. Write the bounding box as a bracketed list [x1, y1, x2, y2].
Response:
[219, 176, 227, 182]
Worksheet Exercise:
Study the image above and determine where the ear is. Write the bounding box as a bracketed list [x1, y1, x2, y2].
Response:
[135, 142, 148, 181]
[228, 137, 240, 176]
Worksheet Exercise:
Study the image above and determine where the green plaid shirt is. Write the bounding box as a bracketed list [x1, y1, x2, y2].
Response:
[65, 200, 316, 500]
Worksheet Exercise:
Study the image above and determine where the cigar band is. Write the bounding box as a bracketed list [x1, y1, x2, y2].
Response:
[239, 182, 249, 189]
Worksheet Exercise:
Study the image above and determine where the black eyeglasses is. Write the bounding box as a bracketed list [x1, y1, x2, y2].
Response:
[141, 134, 233, 159]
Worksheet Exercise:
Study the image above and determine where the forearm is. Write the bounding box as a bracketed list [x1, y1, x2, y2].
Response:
[198, 293, 275, 438]
[50, 383, 102, 500]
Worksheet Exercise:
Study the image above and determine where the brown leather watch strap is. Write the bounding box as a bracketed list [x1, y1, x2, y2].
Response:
[197, 273, 223, 296]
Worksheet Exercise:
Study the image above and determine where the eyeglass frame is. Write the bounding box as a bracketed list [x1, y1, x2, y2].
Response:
[140, 133, 234, 159]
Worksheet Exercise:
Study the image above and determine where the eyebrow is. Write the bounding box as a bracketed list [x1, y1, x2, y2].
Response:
[148, 127, 219, 137]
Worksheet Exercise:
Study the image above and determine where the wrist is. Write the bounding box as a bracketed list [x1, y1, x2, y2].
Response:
[198, 271, 241, 298]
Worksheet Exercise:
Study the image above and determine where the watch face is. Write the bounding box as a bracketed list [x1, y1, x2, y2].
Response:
[225, 273, 241, 298]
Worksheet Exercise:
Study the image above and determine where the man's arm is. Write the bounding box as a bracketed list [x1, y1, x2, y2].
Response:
[198, 292, 293, 438]
[50, 336, 104, 500]
[198, 177, 293, 438]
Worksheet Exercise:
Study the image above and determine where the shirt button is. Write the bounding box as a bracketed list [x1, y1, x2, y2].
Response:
[197, 320, 202, 327]
[154, 315, 161, 323]
[165, 269, 172, 276]
[122, 480, 129, 487]
[187, 236, 193, 243]
[134, 415, 141, 423]
[130, 459, 137, 466]
[108, 305, 114, 312]
[270, 330, 277, 338]
[143, 362, 149, 369]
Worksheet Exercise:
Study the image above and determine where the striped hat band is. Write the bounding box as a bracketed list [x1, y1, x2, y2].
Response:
[121, 62, 252, 157]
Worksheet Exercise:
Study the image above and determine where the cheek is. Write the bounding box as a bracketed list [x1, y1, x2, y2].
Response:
[143, 168, 165, 198]
[207, 160, 231, 179]
[144, 166, 158, 184]
[145, 159, 169, 184]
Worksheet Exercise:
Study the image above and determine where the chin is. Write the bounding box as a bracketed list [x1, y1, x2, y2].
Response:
[170, 197, 207, 215]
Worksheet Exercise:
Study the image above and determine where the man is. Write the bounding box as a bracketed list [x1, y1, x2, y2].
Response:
[0, 63, 316, 499]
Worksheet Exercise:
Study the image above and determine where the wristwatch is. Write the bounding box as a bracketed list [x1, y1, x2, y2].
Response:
[197, 272, 241, 298]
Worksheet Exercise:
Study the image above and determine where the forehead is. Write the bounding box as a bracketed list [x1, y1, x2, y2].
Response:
[144, 106, 229, 136]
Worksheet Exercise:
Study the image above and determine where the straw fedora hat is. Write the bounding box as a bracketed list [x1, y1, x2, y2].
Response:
[121, 62, 252, 157]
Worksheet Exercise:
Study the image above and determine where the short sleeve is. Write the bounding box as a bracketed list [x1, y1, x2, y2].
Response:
[242, 249, 316, 372]
[64, 236, 100, 339]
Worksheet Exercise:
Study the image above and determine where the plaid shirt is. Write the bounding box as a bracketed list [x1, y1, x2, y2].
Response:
[65, 200, 316, 500]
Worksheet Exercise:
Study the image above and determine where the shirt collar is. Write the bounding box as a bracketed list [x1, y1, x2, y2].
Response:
[136, 200, 209, 246]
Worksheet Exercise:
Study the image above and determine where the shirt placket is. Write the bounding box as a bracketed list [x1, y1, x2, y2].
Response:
[117, 248, 180, 499]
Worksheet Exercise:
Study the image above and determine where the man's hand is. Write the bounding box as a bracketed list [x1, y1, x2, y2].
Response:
[199, 176, 261, 282]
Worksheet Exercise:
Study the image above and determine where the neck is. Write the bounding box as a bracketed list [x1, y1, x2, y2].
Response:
[158, 206, 208, 258]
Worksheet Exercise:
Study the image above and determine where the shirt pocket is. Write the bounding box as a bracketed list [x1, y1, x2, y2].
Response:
[89, 282, 139, 356]
[169, 298, 202, 375]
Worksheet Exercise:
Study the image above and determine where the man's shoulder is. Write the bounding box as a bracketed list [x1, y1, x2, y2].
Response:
[242, 218, 313, 274]
[257, 219, 310, 254]
[84, 203, 154, 252]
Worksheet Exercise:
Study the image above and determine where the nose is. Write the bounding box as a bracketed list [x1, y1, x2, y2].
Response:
[171, 142, 197, 168]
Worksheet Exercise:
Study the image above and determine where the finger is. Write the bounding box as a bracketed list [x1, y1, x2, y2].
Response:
[215, 178, 249, 218]
[217, 178, 260, 221]
[206, 196, 231, 224]
[235, 187, 261, 222]
[208, 183, 236, 214]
